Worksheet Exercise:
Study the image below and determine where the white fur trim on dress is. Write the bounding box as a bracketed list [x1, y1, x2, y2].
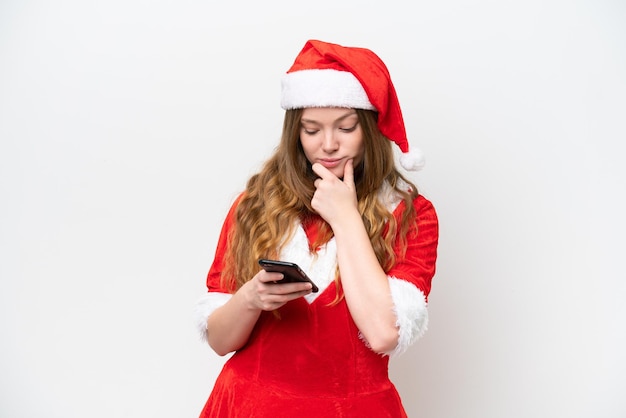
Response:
[385, 277, 429, 358]
[195, 292, 232, 343]
[281, 69, 376, 111]
[279, 224, 337, 304]
[377, 178, 407, 212]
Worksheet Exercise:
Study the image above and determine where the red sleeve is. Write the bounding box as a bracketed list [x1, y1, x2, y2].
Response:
[205, 194, 244, 293]
[386, 194, 439, 299]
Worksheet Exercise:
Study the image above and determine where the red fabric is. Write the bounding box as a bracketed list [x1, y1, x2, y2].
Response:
[200, 195, 438, 418]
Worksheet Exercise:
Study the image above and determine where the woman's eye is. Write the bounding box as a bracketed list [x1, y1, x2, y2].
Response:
[302, 128, 319, 135]
[339, 125, 357, 133]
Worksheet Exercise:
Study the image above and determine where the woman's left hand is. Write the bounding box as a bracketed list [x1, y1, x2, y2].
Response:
[311, 159, 359, 227]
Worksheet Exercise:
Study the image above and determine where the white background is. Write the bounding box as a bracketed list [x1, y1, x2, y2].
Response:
[1, 1, 625, 417]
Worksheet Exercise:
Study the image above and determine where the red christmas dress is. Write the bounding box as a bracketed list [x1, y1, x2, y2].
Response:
[196, 188, 438, 418]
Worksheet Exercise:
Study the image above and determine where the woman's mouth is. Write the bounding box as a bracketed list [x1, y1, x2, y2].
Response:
[319, 158, 342, 168]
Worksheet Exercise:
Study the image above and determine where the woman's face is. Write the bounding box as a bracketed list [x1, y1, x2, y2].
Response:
[299, 107, 365, 179]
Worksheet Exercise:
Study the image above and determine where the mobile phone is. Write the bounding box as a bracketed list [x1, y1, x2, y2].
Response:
[258, 259, 319, 293]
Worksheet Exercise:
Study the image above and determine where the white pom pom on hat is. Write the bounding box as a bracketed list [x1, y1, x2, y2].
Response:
[281, 39, 425, 171]
[400, 147, 426, 171]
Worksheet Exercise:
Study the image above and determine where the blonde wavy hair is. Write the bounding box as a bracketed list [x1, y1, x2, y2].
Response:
[222, 108, 419, 296]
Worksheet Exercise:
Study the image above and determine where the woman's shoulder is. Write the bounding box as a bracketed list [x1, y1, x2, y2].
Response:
[414, 193, 435, 211]
[413, 193, 438, 221]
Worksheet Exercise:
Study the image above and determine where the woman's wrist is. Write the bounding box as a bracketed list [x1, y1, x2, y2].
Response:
[329, 209, 365, 240]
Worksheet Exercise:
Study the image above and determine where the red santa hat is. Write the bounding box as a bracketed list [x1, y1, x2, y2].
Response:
[281, 39, 425, 171]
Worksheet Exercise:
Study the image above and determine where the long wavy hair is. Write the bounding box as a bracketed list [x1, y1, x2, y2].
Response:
[221, 108, 419, 295]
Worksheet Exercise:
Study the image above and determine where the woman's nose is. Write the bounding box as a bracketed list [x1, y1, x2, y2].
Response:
[321, 130, 339, 153]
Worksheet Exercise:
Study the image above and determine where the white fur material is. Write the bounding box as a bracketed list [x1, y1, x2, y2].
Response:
[278, 225, 338, 304]
[195, 292, 232, 343]
[399, 148, 426, 171]
[377, 178, 407, 212]
[281, 69, 376, 111]
[385, 277, 429, 357]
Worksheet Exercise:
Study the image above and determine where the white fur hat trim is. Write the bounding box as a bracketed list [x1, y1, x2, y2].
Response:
[281, 69, 376, 111]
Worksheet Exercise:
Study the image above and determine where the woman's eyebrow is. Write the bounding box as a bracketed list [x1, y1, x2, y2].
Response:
[301, 111, 358, 125]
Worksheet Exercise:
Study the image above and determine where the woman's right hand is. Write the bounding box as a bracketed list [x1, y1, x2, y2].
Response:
[242, 270, 313, 311]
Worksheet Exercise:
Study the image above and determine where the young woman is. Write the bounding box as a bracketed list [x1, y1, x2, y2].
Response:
[196, 39, 439, 417]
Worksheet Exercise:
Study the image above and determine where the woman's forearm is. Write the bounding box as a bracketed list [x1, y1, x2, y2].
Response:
[205, 271, 312, 355]
[206, 283, 262, 356]
[332, 212, 399, 353]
